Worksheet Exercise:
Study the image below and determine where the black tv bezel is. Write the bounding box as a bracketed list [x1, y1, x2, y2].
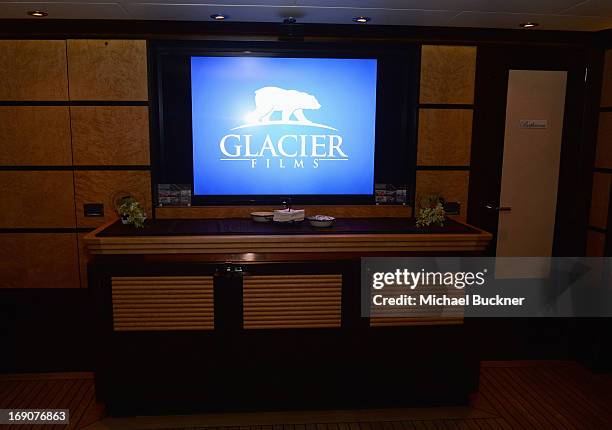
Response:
[150, 40, 418, 207]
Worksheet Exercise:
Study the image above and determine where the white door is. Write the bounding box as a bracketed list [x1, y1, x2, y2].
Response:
[496, 70, 567, 258]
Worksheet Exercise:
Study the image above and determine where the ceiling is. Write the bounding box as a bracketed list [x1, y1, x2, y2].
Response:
[1, 0, 612, 32]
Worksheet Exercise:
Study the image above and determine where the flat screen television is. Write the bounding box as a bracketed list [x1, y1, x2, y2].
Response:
[151, 41, 418, 206]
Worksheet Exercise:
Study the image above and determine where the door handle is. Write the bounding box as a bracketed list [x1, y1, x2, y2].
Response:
[485, 204, 512, 212]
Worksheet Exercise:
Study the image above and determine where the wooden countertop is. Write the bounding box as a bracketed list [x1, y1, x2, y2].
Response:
[84, 217, 492, 255]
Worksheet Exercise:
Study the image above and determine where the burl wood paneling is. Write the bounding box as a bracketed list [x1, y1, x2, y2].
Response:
[71, 106, 150, 165]
[0, 40, 68, 101]
[0, 107, 72, 166]
[417, 109, 473, 166]
[67, 39, 148, 101]
[595, 112, 612, 169]
[111, 276, 214, 331]
[585, 230, 606, 257]
[243, 275, 342, 329]
[74, 170, 151, 228]
[0, 233, 80, 288]
[0, 171, 75, 228]
[156, 205, 412, 219]
[601, 50, 612, 108]
[420, 45, 477, 105]
[589, 172, 611, 230]
[416, 170, 470, 222]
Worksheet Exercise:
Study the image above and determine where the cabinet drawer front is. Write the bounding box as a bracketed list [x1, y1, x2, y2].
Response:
[243, 274, 342, 329]
[111, 276, 214, 331]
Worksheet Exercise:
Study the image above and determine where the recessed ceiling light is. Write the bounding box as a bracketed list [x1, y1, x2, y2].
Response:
[27, 10, 48, 17]
[210, 13, 227, 21]
[353, 16, 371, 24]
[519, 22, 539, 28]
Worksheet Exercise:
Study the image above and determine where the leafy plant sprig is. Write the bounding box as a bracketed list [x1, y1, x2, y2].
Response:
[416, 194, 446, 228]
[117, 196, 147, 228]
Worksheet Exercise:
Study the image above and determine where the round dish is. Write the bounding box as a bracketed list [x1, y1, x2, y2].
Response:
[250, 211, 274, 222]
[307, 215, 335, 228]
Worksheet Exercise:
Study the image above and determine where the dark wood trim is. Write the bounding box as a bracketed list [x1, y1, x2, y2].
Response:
[0, 227, 93, 233]
[410, 45, 422, 215]
[419, 103, 474, 109]
[0, 165, 151, 171]
[0, 101, 150, 106]
[0, 20, 599, 48]
[579, 47, 606, 257]
[595, 167, 612, 173]
[601, 107, 612, 112]
[588, 226, 607, 234]
[416, 166, 470, 171]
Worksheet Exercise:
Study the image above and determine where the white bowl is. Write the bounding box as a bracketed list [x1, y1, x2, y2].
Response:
[250, 211, 274, 222]
[307, 215, 335, 228]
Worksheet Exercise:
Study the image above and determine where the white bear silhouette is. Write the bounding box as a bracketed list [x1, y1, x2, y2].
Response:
[248, 86, 321, 124]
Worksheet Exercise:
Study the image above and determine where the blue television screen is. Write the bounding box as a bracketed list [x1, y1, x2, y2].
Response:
[191, 56, 378, 196]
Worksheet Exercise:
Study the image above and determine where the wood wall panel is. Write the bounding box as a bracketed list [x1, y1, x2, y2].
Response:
[0, 233, 80, 288]
[417, 109, 473, 166]
[589, 172, 611, 230]
[0, 40, 68, 101]
[416, 170, 470, 222]
[156, 205, 412, 219]
[419, 45, 477, 105]
[586, 230, 606, 257]
[243, 275, 342, 329]
[0, 107, 72, 166]
[71, 106, 150, 165]
[0, 171, 75, 228]
[111, 276, 214, 331]
[74, 170, 151, 228]
[67, 39, 148, 101]
[595, 112, 612, 169]
[601, 50, 612, 108]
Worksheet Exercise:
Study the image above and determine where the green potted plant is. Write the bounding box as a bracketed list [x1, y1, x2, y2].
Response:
[416, 194, 446, 228]
[117, 196, 147, 228]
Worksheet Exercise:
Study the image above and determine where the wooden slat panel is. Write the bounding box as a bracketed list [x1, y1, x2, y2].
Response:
[588, 172, 611, 230]
[595, 112, 612, 169]
[416, 170, 470, 222]
[369, 282, 464, 327]
[71, 106, 150, 165]
[586, 230, 606, 257]
[601, 49, 612, 107]
[243, 274, 342, 329]
[420, 45, 476, 105]
[0, 40, 68, 101]
[417, 109, 473, 166]
[0, 107, 72, 166]
[74, 170, 151, 228]
[0, 233, 80, 289]
[0, 171, 75, 228]
[67, 39, 148, 101]
[156, 205, 412, 219]
[111, 276, 214, 332]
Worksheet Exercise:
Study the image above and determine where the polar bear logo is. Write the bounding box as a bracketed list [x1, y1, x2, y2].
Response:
[233, 86, 337, 131]
[247, 86, 321, 124]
